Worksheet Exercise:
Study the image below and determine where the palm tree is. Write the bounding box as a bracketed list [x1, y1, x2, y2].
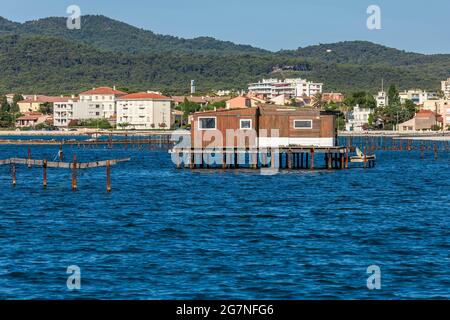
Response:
[312, 93, 323, 109]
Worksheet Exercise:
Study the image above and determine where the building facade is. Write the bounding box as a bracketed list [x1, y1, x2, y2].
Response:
[190, 105, 336, 148]
[248, 78, 323, 99]
[345, 105, 373, 132]
[375, 91, 388, 108]
[441, 78, 450, 99]
[399, 90, 438, 105]
[398, 110, 442, 132]
[116, 92, 172, 130]
[79, 86, 127, 119]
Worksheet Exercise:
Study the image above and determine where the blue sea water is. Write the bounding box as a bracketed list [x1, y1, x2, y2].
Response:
[0, 136, 448, 299]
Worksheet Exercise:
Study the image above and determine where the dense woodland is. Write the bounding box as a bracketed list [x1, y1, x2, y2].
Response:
[0, 15, 449, 95]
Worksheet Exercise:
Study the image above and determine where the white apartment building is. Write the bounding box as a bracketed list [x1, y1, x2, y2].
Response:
[399, 89, 438, 105]
[116, 92, 172, 130]
[441, 78, 450, 99]
[79, 86, 127, 119]
[248, 78, 323, 99]
[53, 97, 83, 127]
[375, 90, 388, 108]
[345, 105, 374, 132]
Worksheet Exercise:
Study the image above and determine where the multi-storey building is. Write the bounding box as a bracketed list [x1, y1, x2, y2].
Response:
[399, 89, 438, 105]
[441, 78, 450, 99]
[79, 86, 127, 119]
[345, 105, 374, 132]
[375, 90, 388, 108]
[248, 78, 323, 99]
[116, 92, 172, 130]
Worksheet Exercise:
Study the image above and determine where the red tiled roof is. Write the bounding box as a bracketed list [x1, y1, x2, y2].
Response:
[18, 96, 75, 104]
[416, 109, 439, 118]
[117, 92, 171, 100]
[79, 86, 127, 96]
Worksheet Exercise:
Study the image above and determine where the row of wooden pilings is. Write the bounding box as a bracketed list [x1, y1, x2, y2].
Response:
[12, 147, 112, 192]
[344, 135, 449, 158]
[174, 147, 375, 170]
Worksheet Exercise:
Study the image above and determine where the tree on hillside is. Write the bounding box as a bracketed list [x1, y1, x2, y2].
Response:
[0, 95, 9, 112]
[178, 98, 202, 125]
[10, 94, 23, 113]
[343, 91, 376, 109]
[387, 85, 400, 107]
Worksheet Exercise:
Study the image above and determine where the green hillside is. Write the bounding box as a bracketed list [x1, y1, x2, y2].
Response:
[0, 15, 449, 95]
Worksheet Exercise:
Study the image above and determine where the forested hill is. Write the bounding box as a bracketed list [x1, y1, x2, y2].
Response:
[0, 15, 449, 95]
[0, 15, 268, 55]
[279, 41, 450, 66]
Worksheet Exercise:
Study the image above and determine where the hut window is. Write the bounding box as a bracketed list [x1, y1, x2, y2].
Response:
[240, 119, 252, 129]
[293, 120, 313, 129]
[198, 117, 216, 130]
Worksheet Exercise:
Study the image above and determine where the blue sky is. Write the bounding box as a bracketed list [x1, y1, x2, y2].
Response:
[1, 0, 449, 54]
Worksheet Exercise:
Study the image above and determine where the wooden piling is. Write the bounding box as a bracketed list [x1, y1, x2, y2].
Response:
[106, 160, 111, 192]
[43, 159, 47, 188]
[12, 163, 16, 186]
[363, 146, 367, 169]
[27, 146, 31, 168]
[59, 143, 63, 161]
[310, 148, 314, 170]
[72, 154, 77, 191]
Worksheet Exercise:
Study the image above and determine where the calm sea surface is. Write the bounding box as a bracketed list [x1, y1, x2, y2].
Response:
[0, 136, 448, 299]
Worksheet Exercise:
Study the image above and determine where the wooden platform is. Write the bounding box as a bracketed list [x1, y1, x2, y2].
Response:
[0, 157, 130, 169]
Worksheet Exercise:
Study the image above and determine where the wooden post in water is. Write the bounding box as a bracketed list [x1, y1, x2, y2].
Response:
[27, 146, 31, 168]
[287, 150, 292, 169]
[12, 163, 16, 186]
[72, 154, 77, 191]
[310, 148, 314, 170]
[43, 160, 47, 188]
[433, 143, 438, 160]
[222, 151, 227, 169]
[345, 148, 349, 169]
[363, 146, 367, 169]
[106, 160, 111, 193]
[421, 143, 425, 159]
[59, 143, 63, 161]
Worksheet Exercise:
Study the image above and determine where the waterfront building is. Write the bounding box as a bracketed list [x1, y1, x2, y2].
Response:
[248, 78, 323, 99]
[398, 109, 442, 132]
[441, 78, 450, 98]
[190, 105, 336, 148]
[116, 92, 172, 130]
[399, 89, 438, 105]
[345, 105, 374, 132]
[15, 112, 52, 128]
[79, 86, 127, 119]
[17, 95, 67, 113]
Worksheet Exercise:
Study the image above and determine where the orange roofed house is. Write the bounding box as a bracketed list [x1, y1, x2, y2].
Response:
[16, 112, 52, 128]
[79, 86, 127, 119]
[398, 109, 442, 132]
[116, 92, 173, 129]
[17, 95, 70, 113]
[190, 105, 337, 148]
